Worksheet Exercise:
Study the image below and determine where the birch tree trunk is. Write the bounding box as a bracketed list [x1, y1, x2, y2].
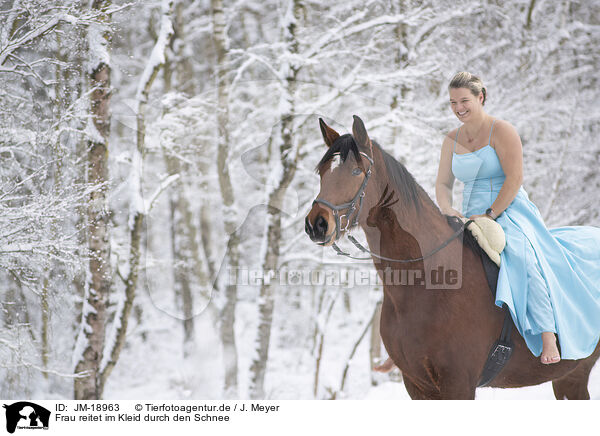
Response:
[211, 0, 240, 396]
[390, 0, 409, 158]
[249, 0, 302, 400]
[163, 1, 200, 354]
[166, 158, 199, 351]
[99, 0, 175, 395]
[390, 1, 409, 113]
[73, 0, 113, 400]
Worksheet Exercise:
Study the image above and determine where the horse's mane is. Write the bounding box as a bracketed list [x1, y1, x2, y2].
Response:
[374, 142, 422, 212]
[315, 133, 479, 254]
[316, 134, 361, 175]
[376, 143, 481, 254]
[316, 135, 422, 212]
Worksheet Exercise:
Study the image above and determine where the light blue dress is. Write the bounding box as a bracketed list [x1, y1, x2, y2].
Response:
[451, 121, 600, 359]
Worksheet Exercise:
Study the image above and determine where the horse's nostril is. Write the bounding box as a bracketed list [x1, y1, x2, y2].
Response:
[315, 215, 328, 236]
[305, 216, 312, 235]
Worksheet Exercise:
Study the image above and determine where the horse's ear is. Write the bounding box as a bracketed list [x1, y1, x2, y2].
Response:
[319, 118, 340, 148]
[352, 115, 372, 154]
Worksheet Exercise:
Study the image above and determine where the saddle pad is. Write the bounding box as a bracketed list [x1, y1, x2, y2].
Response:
[460, 216, 506, 267]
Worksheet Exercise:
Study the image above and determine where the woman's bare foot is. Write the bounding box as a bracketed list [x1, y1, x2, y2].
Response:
[540, 332, 561, 364]
[373, 357, 396, 373]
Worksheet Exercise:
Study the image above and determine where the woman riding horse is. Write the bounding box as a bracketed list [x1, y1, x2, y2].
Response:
[305, 95, 600, 398]
[437, 72, 600, 365]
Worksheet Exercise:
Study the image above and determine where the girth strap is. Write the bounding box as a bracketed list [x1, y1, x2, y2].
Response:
[477, 306, 514, 387]
[476, 232, 514, 388]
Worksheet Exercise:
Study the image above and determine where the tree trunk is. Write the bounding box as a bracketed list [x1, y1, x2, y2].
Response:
[162, 4, 202, 354]
[166, 159, 199, 352]
[99, 0, 175, 395]
[98, 0, 173, 396]
[73, 0, 113, 400]
[41, 278, 49, 378]
[211, 0, 240, 396]
[249, 0, 302, 399]
[390, 0, 409, 154]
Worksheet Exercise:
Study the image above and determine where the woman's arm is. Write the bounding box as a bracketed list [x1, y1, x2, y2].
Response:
[435, 131, 463, 217]
[476, 120, 523, 219]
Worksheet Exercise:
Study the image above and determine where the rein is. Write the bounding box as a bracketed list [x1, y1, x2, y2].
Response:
[314, 150, 472, 262]
[332, 222, 472, 263]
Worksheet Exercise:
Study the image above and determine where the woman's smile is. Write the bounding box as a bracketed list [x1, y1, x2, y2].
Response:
[449, 87, 479, 121]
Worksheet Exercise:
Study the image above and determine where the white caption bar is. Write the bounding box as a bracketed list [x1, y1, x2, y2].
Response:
[0, 400, 594, 435]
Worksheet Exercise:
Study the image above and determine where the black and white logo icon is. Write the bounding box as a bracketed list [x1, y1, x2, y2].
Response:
[3, 402, 50, 434]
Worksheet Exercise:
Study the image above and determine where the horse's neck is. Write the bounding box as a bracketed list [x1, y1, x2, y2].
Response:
[358, 181, 462, 320]
[360, 180, 454, 258]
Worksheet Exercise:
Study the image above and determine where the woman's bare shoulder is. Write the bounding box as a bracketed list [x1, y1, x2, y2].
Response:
[444, 127, 459, 145]
[492, 118, 519, 137]
[492, 118, 522, 150]
[447, 127, 459, 138]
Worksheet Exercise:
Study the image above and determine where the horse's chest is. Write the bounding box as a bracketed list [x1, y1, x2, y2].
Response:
[379, 323, 447, 394]
[379, 304, 431, 370]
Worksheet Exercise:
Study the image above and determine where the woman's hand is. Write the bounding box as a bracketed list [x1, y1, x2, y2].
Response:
[443, 207, 465, 219]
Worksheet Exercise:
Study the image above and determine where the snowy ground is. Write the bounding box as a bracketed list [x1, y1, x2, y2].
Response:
[101, 282, 600, 400]
[364, 363, 600, 400]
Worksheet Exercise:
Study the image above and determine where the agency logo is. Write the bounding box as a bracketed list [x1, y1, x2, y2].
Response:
[2, 402, 50, 434]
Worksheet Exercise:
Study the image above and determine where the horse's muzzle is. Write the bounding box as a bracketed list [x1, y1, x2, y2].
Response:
[305, 214, 329, 243]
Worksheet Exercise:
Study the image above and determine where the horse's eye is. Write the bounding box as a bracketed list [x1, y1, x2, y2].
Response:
[352, 168, 362, 176]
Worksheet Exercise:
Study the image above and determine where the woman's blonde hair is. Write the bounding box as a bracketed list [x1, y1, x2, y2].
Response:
[449, 72, 487, 105]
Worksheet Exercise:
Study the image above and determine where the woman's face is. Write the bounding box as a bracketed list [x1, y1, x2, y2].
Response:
[449, 87, 483, 122]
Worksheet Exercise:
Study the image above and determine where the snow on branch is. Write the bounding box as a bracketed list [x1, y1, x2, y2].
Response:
[0, 187, 89, 276]
[144, 173, 180, 213]
[129, 0, 175, 221]
[0, 14, 76, 66]
[135, 0, 175, 111]
[410, 6, 484, 53]
[305, 12, 408, 59]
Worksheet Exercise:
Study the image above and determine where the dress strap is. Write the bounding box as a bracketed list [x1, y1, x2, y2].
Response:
[453, 126, 460, 153]
[488, 119, 496, 148]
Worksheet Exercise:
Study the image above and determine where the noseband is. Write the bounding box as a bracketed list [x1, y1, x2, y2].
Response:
[312, 152, 374, 245]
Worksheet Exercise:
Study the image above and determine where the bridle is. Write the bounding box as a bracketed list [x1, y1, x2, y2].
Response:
[312, 151, 469, 263]
[312, 151, 374, 246]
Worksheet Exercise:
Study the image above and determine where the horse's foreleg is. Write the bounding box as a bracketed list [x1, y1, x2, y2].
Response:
[404, 375, 475, 400]
[437, 383, 476, 400]
[403, 358, 477, 399]
[436, 368, 477, 400]
[403, 376, 438, 400]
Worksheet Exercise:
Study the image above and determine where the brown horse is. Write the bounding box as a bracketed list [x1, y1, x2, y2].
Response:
[305, 115, 600, 399]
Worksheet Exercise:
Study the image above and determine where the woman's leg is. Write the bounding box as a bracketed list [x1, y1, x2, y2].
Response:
[525, 241, 560, 364]
[541, 332, 560, 364]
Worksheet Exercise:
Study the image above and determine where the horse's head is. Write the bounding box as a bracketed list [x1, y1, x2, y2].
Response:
[305, 115, 375, 246]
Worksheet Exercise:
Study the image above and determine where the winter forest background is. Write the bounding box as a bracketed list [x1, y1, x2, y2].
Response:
[1, 0, 599, 400]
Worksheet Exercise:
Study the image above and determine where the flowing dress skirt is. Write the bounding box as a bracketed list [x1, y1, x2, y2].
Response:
[453, 146, 600, 359]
